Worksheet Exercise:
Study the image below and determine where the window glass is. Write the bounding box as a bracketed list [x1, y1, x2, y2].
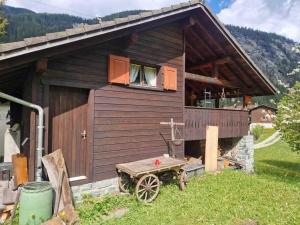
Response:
[130, 64, 157, 87]
[130, 64, 141, 84]
[144, 67, 157, 87]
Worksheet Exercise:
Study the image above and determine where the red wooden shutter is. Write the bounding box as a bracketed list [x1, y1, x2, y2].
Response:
[163, 66, 177, 91]
[108, 54, 130, 85]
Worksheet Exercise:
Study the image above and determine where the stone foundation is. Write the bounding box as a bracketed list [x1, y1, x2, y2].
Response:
[220, 135, 254, 173]
[235, 135, 254, 173]
[71, 177, 119, 202]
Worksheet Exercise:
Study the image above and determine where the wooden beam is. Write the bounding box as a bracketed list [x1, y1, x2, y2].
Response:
[186, 41, 205, 61]
[190, 57, 231, 71]
[127, 33, 139, 47]
[193, 20, 266, 91]
[182, 16, 197, 31]
[36, 58, 48, 73]
[187, 28, 216, 57]
[185, 72, 239, 89]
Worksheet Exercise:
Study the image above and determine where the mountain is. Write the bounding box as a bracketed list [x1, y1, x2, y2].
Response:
[0, 6, 299, 106]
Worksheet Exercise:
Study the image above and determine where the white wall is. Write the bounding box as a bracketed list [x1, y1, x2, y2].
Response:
[0, 104, 10, 162]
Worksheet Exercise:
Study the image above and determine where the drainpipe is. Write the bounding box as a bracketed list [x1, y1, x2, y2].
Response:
[0, 92, 44, 181]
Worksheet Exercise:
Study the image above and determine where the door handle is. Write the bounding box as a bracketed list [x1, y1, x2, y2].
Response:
[81, 130, 87, 140]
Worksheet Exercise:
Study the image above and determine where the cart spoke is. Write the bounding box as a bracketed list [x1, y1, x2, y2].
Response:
[138, 188, 146, 193]
[140, 184, 147, 189]
[147, 177, 153, 185]
[144, 191, 148, 201]
[149, 179, 158, 186]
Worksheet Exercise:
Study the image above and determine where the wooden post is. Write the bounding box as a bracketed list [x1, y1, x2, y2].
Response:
[243, 96, 252, 109]
[215, 98, 220, 108]
[160, 118, 184, 157]
[205, 126, 219, 172]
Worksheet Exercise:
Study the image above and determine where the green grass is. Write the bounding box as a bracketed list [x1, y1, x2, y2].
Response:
[77, 140, 300, 225]
[255, 128, 276, 144]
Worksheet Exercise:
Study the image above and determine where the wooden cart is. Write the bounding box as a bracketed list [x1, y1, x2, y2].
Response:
[116, 156, 187, 203]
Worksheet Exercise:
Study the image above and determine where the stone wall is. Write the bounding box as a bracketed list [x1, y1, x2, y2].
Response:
[220, 135, 254, 173]
[235, 135, 254, 173]
[72, 177, 119, 202]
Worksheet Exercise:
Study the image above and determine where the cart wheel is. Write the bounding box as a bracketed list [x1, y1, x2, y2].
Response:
[179, 170, 188, 191]
[118, 172, 132, 193]
[135, 174, 160, 203]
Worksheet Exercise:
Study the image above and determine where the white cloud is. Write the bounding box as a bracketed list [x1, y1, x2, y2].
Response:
[217, 0, 300, 42]
[6, 0, 186, 18]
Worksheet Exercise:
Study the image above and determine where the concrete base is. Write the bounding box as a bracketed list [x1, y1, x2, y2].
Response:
[71, 177, 119, 202]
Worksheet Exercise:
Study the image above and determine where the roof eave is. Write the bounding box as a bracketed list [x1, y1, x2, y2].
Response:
[199, 5, 278, 95]
[0, 3, 202, 61]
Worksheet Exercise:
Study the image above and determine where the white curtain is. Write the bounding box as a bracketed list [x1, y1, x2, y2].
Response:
[144, 67, 157, 86]
[130, 64, 141, 83]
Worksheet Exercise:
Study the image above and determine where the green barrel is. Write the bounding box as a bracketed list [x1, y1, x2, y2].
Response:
[19, 182, 53, 225]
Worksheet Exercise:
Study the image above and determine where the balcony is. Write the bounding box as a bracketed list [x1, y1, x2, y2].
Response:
[184, 106, 249, 141]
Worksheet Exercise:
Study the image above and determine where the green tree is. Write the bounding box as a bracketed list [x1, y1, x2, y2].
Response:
[275, 82, 300, 152]
[0, 0, 7, 36]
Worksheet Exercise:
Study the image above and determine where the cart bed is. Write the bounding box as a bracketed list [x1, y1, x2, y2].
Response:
[116, 156, 186, 177]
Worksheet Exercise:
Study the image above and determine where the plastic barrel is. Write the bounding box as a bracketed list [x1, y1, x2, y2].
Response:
[19, 182, 53, 225]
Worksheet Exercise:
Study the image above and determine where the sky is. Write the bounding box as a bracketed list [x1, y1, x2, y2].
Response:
[5, 0, 300, 42]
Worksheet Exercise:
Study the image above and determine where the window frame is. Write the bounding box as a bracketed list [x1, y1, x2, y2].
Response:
[129, 61, 159, 88]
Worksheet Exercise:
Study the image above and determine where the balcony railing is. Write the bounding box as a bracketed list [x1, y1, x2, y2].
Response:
[184, 106, 249, 141]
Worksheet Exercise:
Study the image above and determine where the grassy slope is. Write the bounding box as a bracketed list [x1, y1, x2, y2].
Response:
[255, 128, 276, 144]
[78, 140, 300, 225]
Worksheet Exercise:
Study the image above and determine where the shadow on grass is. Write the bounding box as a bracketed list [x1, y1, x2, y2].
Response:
[256, 160, 300, 186]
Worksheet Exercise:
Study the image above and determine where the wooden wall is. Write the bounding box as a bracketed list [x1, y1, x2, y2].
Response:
[250, 107, 276, 124]
[184, 107, 249, 141]
[45, 23, 185, 182]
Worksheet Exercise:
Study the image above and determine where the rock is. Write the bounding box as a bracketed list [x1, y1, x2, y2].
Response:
[114, 208, 129, 219]
[101, 208, 129, 222]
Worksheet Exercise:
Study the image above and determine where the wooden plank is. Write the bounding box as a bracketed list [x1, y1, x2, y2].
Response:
[205, 126, 218, 172]
[87, 90, 95, 182]
[116, 156, 186, 177]
[42, 149, 72, 211]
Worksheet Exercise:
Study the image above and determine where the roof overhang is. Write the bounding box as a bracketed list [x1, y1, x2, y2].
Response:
[0, 0, 277, 96]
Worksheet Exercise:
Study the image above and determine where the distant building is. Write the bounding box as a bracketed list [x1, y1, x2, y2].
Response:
[249, 105, 277, 128]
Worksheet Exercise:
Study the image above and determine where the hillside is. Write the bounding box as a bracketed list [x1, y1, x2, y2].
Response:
[0, 6, 299, 105]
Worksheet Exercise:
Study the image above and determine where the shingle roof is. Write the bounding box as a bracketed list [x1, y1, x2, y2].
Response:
[0, 0, 203, 59]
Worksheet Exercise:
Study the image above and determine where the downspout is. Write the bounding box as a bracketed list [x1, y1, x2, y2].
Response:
[0, 92, 44, 181]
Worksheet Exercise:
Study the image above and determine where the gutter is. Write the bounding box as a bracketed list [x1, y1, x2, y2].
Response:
[0, 92, 44, 182]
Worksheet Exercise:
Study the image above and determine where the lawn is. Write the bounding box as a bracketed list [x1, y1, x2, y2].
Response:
[254, 128, 276, 144]
[77, 140, 300, 225]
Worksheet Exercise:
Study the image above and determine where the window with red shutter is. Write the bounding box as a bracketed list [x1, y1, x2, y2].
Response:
[108, 55, 130, 84]
[163, 66, 177, 91]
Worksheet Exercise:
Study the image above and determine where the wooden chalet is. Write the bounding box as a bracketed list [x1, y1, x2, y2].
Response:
[0, 0, 276, 185]
[249, 105, 277, 124]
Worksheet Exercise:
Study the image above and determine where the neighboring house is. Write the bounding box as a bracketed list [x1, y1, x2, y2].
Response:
[0, 0, 276, 192]
[249, 105, 277, 128]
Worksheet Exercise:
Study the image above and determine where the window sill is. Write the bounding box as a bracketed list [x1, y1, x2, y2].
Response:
[128, 84, 164, 92]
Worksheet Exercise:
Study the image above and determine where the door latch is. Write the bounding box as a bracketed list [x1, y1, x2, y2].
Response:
[81, 130, 87, 140]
